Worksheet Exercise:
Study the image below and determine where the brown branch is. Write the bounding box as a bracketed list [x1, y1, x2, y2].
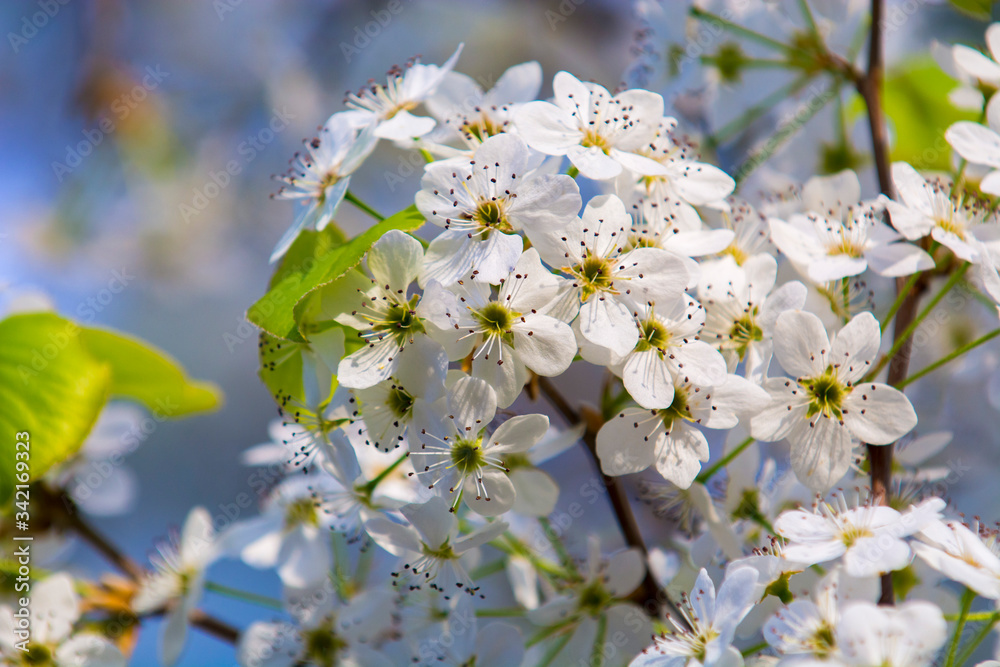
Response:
[43, 486, 241, 644]
[534, 376, 690, 629]
[137, 605, 240, 645]
[190, 609, 240, 644]
[856, 0, 915, 606]
[42, 485, 146, 581]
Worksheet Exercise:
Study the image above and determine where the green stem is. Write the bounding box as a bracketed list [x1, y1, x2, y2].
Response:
[699, 56, 792, 69]
[527, 622, 570, 649]
[742, 641, 770, 657]
[565, 165, 580, 179]
[470, 558, 507, 580]
[954, 614, 1000, 667]
[881, 271, 924, 335]
[477, 607, 526, 618]
[419, 148, 435, 164]
[535, 632, 572, 666]
[331, 531, 350, 599]
[362, 452, 408, 495]
[538, 517, 579, 575]
[713, 74, 815, 145]
[354, 536, 375, 588]
[796, 0, 819, 35]
[689, 7, 797, 53]
[204, 581, 284, 611]
[896, 328, 1000, 389]
[946, 588, 975, 667]
[697, 436, 755, 484]
[590, 614, 608, 667]
[344, 190, 385, 221]
[944, 611, 999, 622]
[842, 277, 852, 324]
[864, 264, 970, 382]
[733, 79, 836, 183]
[492, 534, 571, 581]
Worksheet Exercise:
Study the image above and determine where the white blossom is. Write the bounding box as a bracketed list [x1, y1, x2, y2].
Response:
[515, 71, 666, 179]
[630, 567, 758, 667]
[774, 494, 945, 577]
[132, 507, 218, 666]
[751, 310, 918, 490]
[416, 132, 581, 286]
[364, 496, 508, 597]
[529, 194, 690, 358]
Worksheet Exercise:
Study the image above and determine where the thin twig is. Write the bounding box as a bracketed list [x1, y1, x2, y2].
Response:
[856, 0, 901, 606]
[189, 609, 240, 644]
[43, 486, 145, 581]
[534, 376, 690, 629]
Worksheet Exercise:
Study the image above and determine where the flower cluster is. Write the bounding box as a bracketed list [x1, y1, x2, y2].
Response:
[16, 6, 1000, 667]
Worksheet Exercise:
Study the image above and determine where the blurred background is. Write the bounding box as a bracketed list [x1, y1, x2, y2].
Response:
[1, 1, 998, 664]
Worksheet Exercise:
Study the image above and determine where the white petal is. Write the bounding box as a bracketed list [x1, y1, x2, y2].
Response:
[664, 229, 735, 257]
[366, 229, 423, 293]
[596, 409, 657, 476]
[788, 415, 854, 491]
[488, 414, 550, 454]
[488, 61, 543, 105]
[653, 423, 709, 489]
[31, 573, 79, 644]
[374, 109, 436, 140]
[623, 349, 676, 410]
[160, 605, 189, 667]
[946, 121, 1000, 168]
[474, 623, 525, 667]
[843, 536, 911, 577]
[885, 200, 933, 240]
[578, 296, 638, 358]
[606, 549, 646, 597]
[364, 516, 422, 556]
[671, 162, 736, 204]
[750, 377, 807, 442]
[454, 519, 508, 553]
[690, 568, 717, 623]
[471, 345, 527, 409]
[55, 634, 126, 667]
[830, 311, 881, 383]
[464, 468, 516, 516]
[768, 217, 823, 266]
[277, 526, 332, 587]
[759, 281, 808, 332]
[401, 496, 457, 546]
[237, 622, 302, 667]
[891, 162, 936, 216]
[514, 101, 579, 154]
[568, 144, 623, 179]
[448, 375, 498, 432]
[865, 242, 935, 277]
[713, 566, 759, 646]
[952, 44, 1000, 85]
[512, 315, 577, 376]
[842, 383, 917, 445]
[511, 468, 560, 516]
[773, 310, 830, 378]
[337, 339, 400, 389]
[803, 170, 861, 216]
[807, 255, 868, 283]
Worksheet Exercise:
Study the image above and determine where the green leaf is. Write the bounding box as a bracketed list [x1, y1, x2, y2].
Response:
[77, 327, 222, 416]
[248, 206, 425, 341]
[949, 0, 991, 20]
[0, 313, 111, 503]
[258, 331, 307, 415]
